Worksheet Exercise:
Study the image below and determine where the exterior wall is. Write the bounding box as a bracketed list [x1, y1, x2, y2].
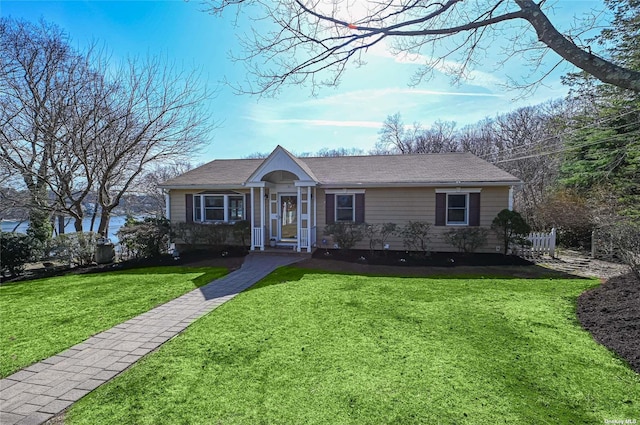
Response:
[168, 189, 190, 223]
[168, 189, 251, 223]
[316, 186, 510, 253]
[170, 185, 511, 253]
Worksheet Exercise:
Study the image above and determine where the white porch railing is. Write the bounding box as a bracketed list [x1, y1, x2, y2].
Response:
[523, 228, 556, 257]
[300, 228, 309, 250]
[298, 226, 316, 252]
[252, 226, 263, 250]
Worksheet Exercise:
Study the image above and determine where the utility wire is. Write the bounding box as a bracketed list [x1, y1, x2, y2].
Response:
[495, 129, 640, 164]
[478, 108, 640, 162]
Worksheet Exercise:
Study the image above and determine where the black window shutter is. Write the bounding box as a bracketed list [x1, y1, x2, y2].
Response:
[245, 193, 252, 226]
[355, 193, 365, 223]
[469, 193, 480, 226]
[325, 194, 335, 224]
[435, 193, 446, 226]
[185, 194, 194, 223]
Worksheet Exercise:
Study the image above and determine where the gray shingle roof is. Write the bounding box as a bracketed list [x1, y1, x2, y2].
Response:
[161, 152, 521, 188]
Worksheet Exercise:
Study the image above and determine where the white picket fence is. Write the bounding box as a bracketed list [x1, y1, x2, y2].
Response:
[521, 227, 556, 258]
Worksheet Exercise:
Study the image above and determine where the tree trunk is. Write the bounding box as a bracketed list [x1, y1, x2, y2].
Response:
[97, 208, 111, 237]
[516, 0, 640, 92]
[58, 215, 65, 235]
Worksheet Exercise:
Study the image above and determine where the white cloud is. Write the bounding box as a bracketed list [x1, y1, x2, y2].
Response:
[366, 41, 505, 90]
[248, 117, 382, 128]
[302, 87, 502, 107]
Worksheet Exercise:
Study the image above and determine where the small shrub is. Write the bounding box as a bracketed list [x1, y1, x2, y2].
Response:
[171, 222, 243, 250]
[379, 223, 398, 250]
[0, 232, 36, 276]
[117, 217, 171, 259]
[535, 190, 594, 249]
[444, 228, 488, 253]
[594, 219, 640, 277]
[48, 232, 97, 266]
[232, 220, 251, 248]
[172, 222, 198, 248]
[324, 222, 364, 250]
[201, 223, 232, 246]
[398, 221, 431, 254]
[491, 209, 531, 255]
[363, 223, 382, 255]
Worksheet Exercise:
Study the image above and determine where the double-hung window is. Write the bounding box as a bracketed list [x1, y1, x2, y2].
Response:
[447, 194, 468, 225]
[435, 189, 481, 227]
[228, 195, 244, 221]
[336, 194, 355, 222]
[325, 190, 365, 224]
[193, 194, 244, 223]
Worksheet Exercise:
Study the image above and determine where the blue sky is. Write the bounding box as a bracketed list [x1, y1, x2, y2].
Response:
[1, 0, 604, 163]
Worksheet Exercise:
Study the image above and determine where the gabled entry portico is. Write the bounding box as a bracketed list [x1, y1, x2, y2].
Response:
[244, 146, 317, 252]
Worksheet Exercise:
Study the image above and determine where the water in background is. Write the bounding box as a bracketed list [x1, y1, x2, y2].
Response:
[1, 216, 128, 244]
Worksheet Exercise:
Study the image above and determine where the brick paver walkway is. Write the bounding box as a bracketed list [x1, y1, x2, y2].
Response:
[0, 254, 304, 425]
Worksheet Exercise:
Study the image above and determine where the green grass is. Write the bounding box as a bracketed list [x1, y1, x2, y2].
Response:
[68, 267, 640, 425]
[0, 266, 228, 378]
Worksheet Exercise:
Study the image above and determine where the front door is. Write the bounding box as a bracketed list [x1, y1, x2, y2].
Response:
[279, 194, 297, 241]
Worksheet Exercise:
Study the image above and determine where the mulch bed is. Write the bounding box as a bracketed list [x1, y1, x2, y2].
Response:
[577, 271, 640, 373]
[311, 249, 533, 267]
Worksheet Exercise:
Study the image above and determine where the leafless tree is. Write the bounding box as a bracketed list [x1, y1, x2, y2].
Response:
[459, 118, 499, 159]
[375, 113, 459, 154]
[0, 18, 80, 238]
[474, 100, 571, 227]
[1, 18, 214, 237]
[311, 147, 366, 156]
[136, 161, 194, 216]
[91, 57, 213, 235]
[204, 0, 640, 94]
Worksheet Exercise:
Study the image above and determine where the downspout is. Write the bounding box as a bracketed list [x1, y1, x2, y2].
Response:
[508, 186, 514, 211]
[164, 192, 171, 220]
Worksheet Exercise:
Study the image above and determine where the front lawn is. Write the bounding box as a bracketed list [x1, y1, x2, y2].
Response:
[67, 267, 640, 424]
[0, 266, 228, 378]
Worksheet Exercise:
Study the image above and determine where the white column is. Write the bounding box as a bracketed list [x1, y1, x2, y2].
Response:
[260, 186, 265, 251]
[296, 186, 301, 252]
[164, 193, 171, 220]
[306, 186, 311, 252]
[250, 187, 255, 251]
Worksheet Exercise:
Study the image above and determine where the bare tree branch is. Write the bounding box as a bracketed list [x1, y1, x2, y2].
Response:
[205, 0, 640, 94]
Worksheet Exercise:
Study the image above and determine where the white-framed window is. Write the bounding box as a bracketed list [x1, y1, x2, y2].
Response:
[194, 194, 244, 223]
[335, 194, 355, 222]
[228, 195, 244, 221]
[446, 193, 468, 225]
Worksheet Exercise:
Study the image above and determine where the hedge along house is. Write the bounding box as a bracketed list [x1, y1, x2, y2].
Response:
[160, 146, 522, 253]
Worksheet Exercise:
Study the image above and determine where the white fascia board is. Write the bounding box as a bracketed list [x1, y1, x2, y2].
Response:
[294, 180, 318, 187]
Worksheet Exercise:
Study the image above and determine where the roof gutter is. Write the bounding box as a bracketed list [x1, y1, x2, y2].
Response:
[160, 180, 524, 190]
[158, 184, 247, 190]
[319, 180, 523, 188]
